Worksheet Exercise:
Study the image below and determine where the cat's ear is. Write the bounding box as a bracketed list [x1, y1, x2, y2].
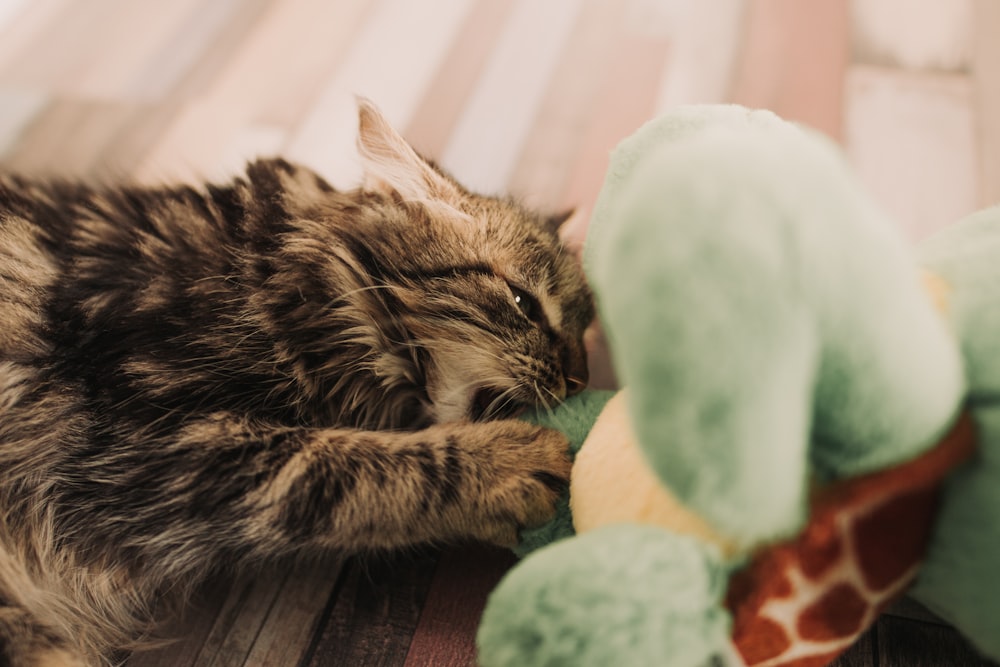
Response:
[544, 209, 575, 235]
[356, 97, 462, 204]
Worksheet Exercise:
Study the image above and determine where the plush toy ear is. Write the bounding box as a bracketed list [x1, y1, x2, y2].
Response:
[356, 97, 463, 205]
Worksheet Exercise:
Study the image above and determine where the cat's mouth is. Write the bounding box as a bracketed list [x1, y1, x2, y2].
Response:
[470, 387, 525, 422]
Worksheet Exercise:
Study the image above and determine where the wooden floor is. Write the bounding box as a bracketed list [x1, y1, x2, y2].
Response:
[0, 0, 997, 665]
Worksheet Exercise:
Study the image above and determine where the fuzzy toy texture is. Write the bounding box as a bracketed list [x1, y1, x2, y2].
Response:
[911, 206, 1000, 657]
[588, 106, 962, 548]
[478, 104, 1000, 667]
[479, 525, 734, 667]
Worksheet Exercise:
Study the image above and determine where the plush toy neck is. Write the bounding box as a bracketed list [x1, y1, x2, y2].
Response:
[727, 411, 975, 666]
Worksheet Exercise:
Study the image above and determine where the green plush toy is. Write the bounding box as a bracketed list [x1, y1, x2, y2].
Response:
[476, 105, 1000, 666]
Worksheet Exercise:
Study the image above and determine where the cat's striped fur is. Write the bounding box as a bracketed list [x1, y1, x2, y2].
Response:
[0, 100, 592, 665]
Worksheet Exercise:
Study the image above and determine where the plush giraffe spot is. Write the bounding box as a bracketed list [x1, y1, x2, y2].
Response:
[725, 414, 976, 667]
[797, 582, 867, 640]
[732, 615, 791, 663]
[853, 487, 939, 592]
[726, 553, 794, 618]
[798, 521, 843, 581]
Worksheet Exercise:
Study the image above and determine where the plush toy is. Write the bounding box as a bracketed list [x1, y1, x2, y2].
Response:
[476, 105, 1000, 666]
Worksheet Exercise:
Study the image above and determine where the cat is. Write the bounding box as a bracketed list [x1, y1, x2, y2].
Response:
[0, 99, 593, 666]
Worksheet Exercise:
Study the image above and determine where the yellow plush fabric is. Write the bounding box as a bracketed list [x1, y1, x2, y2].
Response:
[571, 391, 735, 556]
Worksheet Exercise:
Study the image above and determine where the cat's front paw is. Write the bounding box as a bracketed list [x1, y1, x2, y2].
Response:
[471, 422, 572, 547]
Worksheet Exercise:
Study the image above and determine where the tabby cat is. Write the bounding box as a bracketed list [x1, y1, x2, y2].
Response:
[0, 99, 593, 666]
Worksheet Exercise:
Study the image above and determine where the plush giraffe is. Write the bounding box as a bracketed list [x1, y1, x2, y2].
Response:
[727, 412, 975, 666]
[477, 105, 1000, 667]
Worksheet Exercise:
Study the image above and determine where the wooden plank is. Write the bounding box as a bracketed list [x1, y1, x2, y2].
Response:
[844, 65, 978, 240]
[404, 0, 517, 159]
[128, 0, 275, 102]
[0, 0, 119, 90]
[973, 0, 1000, 206]
[852, 0, 973, 71]
[93, 101, 188, 180]
[402, 546, 516, 667]
[730, 0, 850, 141]
[557, 26, 670, 220]
[0, 87, 48, 158]
[876, 615, 998, 666]
[884, 595, 948, 626]
[0, 0, 73, 74]
[199, 0, 373, 128]
[130, 99, 235, 183]
[126, 578, 236, 667]
[536, 12, 670, 392]
[302, 552, 440, 667]
[195, 572, 291, 667]
[2, 98, 137, 177]
[437, 0, 584, 195]
[652, 0, 747, 111]
[0, 0, 35, 35]
[828, 625, 877, 667]
[504, 0, 629, 210]
[133, 101, 285, 185]
[240, 560, 345, 667]
[285, 0, 477, 188]
[65, 0, 206, 99]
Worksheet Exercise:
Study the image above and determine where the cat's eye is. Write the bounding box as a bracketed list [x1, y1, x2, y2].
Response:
[508, 284, 545, 326]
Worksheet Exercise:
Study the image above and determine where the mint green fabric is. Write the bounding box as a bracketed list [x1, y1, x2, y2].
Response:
[478, 525, 731, 667]
[911, 206, 1000, 659]
[586, 107, 963, 545]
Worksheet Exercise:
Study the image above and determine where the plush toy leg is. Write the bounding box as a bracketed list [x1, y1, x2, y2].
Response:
[477, 525, 738, 667]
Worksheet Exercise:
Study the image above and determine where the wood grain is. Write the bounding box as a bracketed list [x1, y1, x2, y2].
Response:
[126, 578, 237, 667]
[302, 552, 439, 667]
[731, 0, 850, 140]
[844, 65, 977, 240]
[505, 0, 629, 210]
[877, 615, 998, 667]
[2, 98, 137, 176]
[438, 0, 584, 194]
[402, 546, 516, 667]
[285, 0, 476, 187]
[557, 22, 670, 217]
[404, 0, 517, 159]
[973, 0, 1000, 206]
[829, 627, 876, 667]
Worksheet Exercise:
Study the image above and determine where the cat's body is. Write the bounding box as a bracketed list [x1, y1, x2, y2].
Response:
[0, 101, 592, 666]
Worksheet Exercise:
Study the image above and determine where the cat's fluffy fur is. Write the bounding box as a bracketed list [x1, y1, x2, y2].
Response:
[0, 100, 592, 665]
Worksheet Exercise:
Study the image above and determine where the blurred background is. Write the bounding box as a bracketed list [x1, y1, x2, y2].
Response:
[0, 0, 995, 244]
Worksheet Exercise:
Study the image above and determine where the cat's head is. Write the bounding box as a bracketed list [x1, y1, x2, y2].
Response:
[347, 99, 594, 424]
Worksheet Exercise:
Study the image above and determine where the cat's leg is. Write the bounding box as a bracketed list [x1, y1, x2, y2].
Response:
[255, 418, 573, 550]
[58, 415, 571, 565]
[0, 605, 86, 667]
